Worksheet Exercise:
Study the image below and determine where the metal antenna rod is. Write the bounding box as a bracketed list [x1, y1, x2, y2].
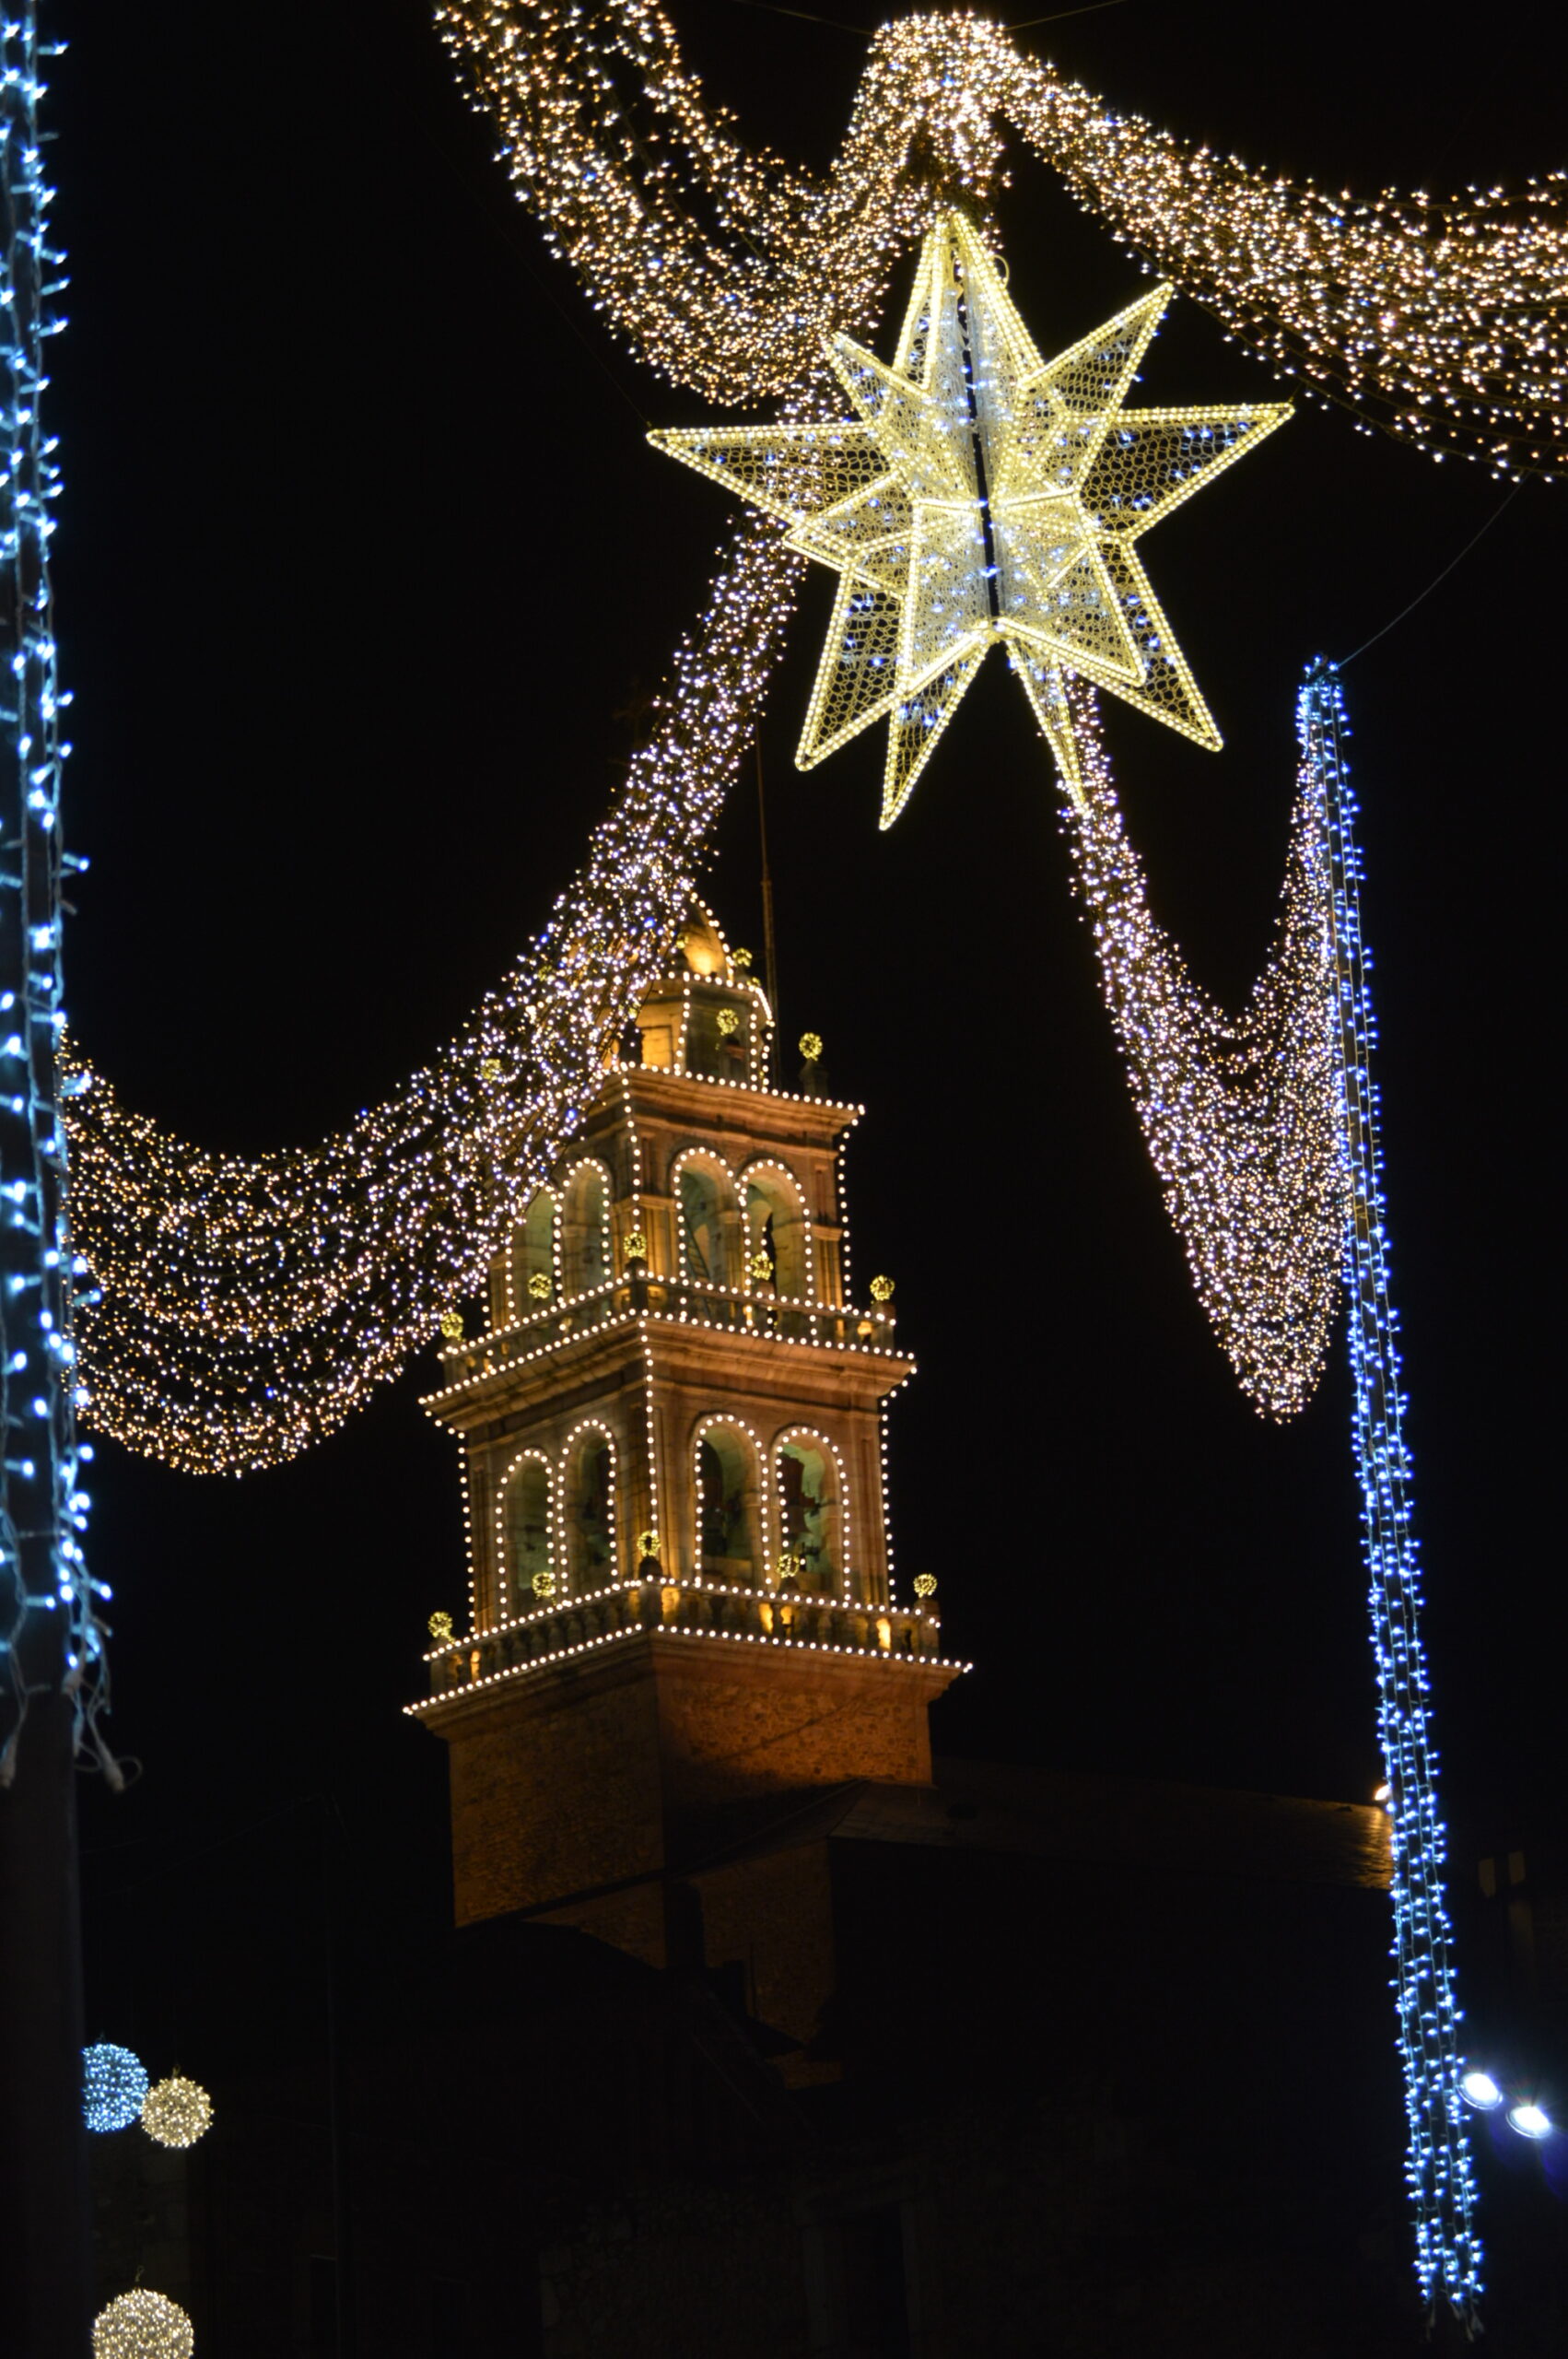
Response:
[755, 744, 780, 1074]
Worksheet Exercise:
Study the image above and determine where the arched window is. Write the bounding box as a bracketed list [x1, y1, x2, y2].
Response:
[775, 1431, 844, 1596]
[564, 1426, 616, 1594]
[500, 1453, 553, 1616]
[675, 1154, 736, 1291]
[695, 1421, 765, 1587]
[511, 1190, 556, 1320]
[743, 1162, 811, 1301]
[561, 1161, 611, 1297]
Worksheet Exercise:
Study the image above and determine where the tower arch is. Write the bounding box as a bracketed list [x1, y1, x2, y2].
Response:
[693, 1415, 766, 1588]
[497, 1449, 554, 1618]
[741, 1157, 812, 1302]
[560, 1157, 612, 1298]
[672, 1147, 739, 1292]
[561, 1419, 617, 1596]
[773, 1426, 847, 1599]
[509, 1187, 558, 1323]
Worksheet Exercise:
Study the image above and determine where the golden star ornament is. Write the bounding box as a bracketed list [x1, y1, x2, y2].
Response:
[651, 211, 1290, 823]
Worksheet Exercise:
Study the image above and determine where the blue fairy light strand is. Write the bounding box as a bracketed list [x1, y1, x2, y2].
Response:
[0, 6, 112, 1785]
[1303, 663, 1482, 2331]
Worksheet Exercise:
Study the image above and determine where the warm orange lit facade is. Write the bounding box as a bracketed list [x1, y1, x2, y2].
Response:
[413, 903, 960, 1958]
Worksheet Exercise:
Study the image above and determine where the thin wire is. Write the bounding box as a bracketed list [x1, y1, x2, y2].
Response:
[1338, 482, 1525, 667]
[1001, 0, 1134, 30]
[693, 0, 1131, 40]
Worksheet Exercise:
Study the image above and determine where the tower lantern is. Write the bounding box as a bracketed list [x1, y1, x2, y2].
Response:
[411, 900, 960, 1959]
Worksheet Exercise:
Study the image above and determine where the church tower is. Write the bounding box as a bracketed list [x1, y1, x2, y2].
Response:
[411, 901, 959, 1966]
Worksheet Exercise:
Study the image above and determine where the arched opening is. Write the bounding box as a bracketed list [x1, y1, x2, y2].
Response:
[695, 1422, 764, 1587]
[743, 1164, 811, 1301]
[676, 1156, 736, 1291]
[775, 1432, 842, 1596]
[564, 1426, 615, 1594]
[685, 993, 751, 1082]
[561, 1162, 610, 1297]
[511, 1190, 556, 1320]
[501, 1454, 553, 1616]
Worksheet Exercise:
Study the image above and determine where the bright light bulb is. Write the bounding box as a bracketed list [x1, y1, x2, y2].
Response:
[1459, 2071, 1503, 2112]
[1506, 2102, 1554, 2142]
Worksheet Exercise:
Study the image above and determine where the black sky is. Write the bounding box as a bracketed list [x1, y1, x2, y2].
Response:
[43, 2, 1567, 2063]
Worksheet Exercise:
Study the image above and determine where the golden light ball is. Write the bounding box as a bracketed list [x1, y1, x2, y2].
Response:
[93, 2291, 195, 2359]
[140, 2075, 214, 2151]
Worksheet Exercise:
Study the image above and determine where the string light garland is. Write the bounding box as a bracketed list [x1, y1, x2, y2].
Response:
[1060, 683, 1344, 1418]
[138, 2073, 213, 2151]
[60, 522, 801, 1474]
[1305, 664, 1481, 2330]
[41, 10, 1558, 1483]
[82, 2042, 148, 2134]
[655, 208, 1289, 819]
[0, 7, 112, 1782]
[438, 1, 1566, 475]
[92, 2291, 194, 2359]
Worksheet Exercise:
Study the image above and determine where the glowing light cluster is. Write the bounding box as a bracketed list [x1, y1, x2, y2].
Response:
[139, 2073, 214, 2150]
[82, 2042, 148, 2134]
[92, 2291, 194, 2359]
[655, 210, 1288, 821]
[0, 9, 111, 1781]
[1305, 667, 1480, 2328]
[438, 0, 1565, 475]
[1060, 683, 1344, 1418]
[60, 522, 801, 1474]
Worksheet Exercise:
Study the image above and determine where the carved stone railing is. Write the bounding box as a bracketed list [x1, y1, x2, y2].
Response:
[426, 1579, 942, 1699]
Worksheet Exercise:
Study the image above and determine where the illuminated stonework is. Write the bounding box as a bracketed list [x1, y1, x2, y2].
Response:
[655, 211, 1289, 816]
[411, 901, 959, 1945]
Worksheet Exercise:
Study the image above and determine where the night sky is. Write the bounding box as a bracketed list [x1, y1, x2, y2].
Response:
[42, 3, 1566, 2075]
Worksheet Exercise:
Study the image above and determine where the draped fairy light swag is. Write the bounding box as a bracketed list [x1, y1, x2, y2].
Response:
[24, 0, 1548, 2331]
[58, 5, 1563, 1467]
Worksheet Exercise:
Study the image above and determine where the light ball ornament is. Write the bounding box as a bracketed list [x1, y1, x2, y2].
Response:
[140, 2075, 214, 2150]
[439, 1309, 464, 1342]
[869, 1274, 895, 1304]
[93, 2290, 194, 2359]
[798, 1032, 823, 1064]
[83, 2044, 149, 2133]
[427, 1611, 454, 1645]
[527, 1270, 552, 1301]
[623, 1229, 648, 1262]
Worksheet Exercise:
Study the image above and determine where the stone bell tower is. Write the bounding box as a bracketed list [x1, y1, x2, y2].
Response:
[410, 900, 959, 1964]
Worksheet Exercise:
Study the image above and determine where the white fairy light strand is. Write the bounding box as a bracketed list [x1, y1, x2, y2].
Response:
[60, 522, 801, 1474]
[437, 0, 1566, 475]
[1059, 683, 1344, 1419]
[1304, 664, 1481, 2329]
[0, 6, 112, 1780]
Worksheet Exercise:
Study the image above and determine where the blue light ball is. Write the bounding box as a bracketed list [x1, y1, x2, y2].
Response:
[82, 2043, 149, 2133]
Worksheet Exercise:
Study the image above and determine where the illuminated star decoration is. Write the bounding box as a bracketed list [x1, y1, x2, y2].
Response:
[652, 210, 1290, 820]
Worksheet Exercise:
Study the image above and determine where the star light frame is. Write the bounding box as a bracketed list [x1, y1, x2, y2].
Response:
[653, 211, 1289, 822]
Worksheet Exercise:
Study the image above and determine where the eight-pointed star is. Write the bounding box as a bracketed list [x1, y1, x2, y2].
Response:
[651, 209, 1290, 823]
